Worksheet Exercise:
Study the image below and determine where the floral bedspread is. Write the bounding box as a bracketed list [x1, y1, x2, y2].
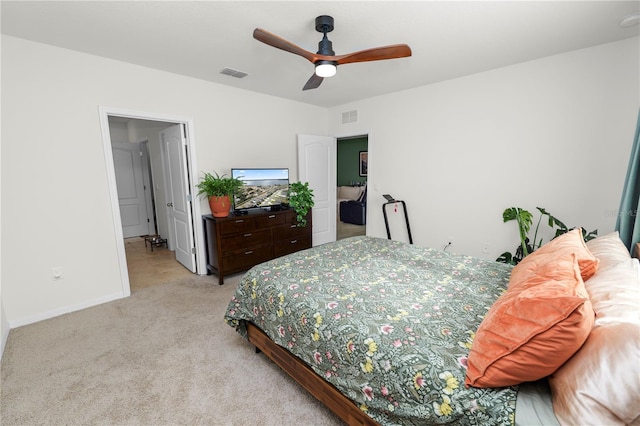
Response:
[224, 236, 517, 425]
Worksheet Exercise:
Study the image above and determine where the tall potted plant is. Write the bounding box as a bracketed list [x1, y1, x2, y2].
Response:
[496, 206, 597, 265]
[196, 172, 244, 218]
[288, 181, 314, 227]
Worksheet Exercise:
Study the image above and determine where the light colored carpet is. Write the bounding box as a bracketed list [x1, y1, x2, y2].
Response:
[336, 220, 366, 241]
[1, 274, 343, 425]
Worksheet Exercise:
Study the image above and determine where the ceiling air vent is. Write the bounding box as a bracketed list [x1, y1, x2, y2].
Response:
[220, 67, 248, 79]
[342, 110, 358, 124]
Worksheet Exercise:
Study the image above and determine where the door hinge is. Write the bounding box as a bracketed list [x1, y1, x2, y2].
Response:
[186, 193, 192, 202]
[139, 151, 143, 156]
[191, 247, 196, 254]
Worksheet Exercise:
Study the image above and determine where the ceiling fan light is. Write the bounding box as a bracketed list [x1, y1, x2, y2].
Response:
[315, 61, 337, 78]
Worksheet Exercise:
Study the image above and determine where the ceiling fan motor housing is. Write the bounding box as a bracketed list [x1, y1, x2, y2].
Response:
[315, 15, 336, 58]
[315, 15, 335, 56]
[315, 15, 334, 33]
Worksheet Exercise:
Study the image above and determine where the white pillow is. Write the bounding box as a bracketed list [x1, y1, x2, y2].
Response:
[585, 258, 640, 326]
[550, 231, 640, 425]
[586, 231, 631, 270]
[549, 322, 640, 426]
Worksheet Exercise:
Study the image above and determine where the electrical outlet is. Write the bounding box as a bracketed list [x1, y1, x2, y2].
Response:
[481, 243, 490, 254]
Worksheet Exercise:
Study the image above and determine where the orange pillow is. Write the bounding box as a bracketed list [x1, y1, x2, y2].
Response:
[511, 228, 599, 283]
[465, 254, 594, 388]
[509, 251, 589, 298]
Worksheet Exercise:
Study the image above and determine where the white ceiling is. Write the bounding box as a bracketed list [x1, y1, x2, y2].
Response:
[2, 1, 639, 108]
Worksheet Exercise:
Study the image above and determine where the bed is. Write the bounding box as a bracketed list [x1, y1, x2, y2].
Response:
[224, 232, 640, 425]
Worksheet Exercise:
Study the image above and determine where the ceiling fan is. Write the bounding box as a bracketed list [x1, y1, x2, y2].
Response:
[253, 15, 412, 91]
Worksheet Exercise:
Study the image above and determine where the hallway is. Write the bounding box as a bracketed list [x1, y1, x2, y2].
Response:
[124, 237, 193, 292]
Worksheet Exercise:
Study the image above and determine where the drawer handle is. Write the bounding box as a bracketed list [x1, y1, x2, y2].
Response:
[290, 225, 296, 228]
[244, 233, 252, 237]
[244, 250, 253, 255]
[268, 215, 276, 218]
[235, 219, 244, 223]
[290, 240, 298, 244]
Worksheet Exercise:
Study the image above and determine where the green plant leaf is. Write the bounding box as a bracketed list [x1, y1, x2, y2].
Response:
[496, 251, 514, 264]
[583, 228, 598, 241]
[288, 181, 315, 227]
[500, 206, 598, 264]
[502, 207, 518, 222]
[196, 171, 244, 198]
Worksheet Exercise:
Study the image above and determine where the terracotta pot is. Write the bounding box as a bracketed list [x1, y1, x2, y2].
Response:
[209, 195, 232, 218]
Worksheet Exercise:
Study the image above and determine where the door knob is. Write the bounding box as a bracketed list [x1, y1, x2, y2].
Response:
[167, 202, 173, 207]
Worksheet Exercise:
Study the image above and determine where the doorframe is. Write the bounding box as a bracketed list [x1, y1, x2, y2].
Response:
[335, 131, 371, 234]
[98, 106, 204, 297]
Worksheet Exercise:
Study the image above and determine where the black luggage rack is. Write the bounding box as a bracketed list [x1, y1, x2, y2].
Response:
[382, 194, 413, 244]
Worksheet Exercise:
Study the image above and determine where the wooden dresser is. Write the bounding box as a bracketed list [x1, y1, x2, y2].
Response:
[203, 209, 312, 284]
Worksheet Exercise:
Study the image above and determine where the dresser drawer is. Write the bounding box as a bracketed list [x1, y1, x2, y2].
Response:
[284, 211, 312, 227]
[255, 213, 286, 228]
[219, 217, 256, 235]
[222, 229, 271, 252]
[222, 246, 273, 271]
[274, 223, 309, 240]
[274, 235, 312, 258]
[283, 209, 297, 224]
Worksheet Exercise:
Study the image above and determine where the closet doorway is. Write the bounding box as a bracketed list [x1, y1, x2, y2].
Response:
[337, 135, 368, 240]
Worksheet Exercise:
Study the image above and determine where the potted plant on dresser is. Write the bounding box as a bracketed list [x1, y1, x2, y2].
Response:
[196, 171, 244, 218]
[288, 181, 314, 227]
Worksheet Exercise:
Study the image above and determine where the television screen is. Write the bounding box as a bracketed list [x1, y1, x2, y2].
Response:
[231, 168, 289, 210]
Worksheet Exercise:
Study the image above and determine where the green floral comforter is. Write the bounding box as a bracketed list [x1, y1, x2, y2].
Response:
[224, 236, 517, 425]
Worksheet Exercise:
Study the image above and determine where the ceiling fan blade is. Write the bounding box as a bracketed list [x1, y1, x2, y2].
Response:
[335, 44, 412, 65]
[253, 28, 316, 63]
[303, 73, 324, 91]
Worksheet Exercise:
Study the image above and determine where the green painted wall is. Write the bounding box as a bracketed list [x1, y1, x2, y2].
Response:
[337, 136, 368, 186]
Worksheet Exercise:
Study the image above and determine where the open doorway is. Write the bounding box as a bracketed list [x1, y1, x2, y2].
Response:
[336, 135, 368, 240]
[99, 108, 202, 296]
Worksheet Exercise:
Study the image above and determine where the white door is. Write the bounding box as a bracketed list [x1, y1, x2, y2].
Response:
[161, 124, 196, 272]
[297, 134, 336, 246]
[112, 142, 153, 237]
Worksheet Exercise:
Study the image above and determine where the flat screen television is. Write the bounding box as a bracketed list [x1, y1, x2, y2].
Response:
[231, 168, 289, 211]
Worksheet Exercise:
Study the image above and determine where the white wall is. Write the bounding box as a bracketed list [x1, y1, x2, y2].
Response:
[330, 37, 640, 258]
[0, 302, 8, 357]
[0, 43, 5, 357]
[0, 100, 6, 355]
[1, 35, 328, 327]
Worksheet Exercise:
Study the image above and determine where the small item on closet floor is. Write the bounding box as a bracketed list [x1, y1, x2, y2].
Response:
[144, 235, 167, 251]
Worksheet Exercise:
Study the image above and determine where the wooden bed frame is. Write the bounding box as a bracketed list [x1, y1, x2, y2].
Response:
[247, 322, 379, 426]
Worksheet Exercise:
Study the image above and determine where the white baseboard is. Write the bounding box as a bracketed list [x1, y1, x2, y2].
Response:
[9, 292, 126, 329]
